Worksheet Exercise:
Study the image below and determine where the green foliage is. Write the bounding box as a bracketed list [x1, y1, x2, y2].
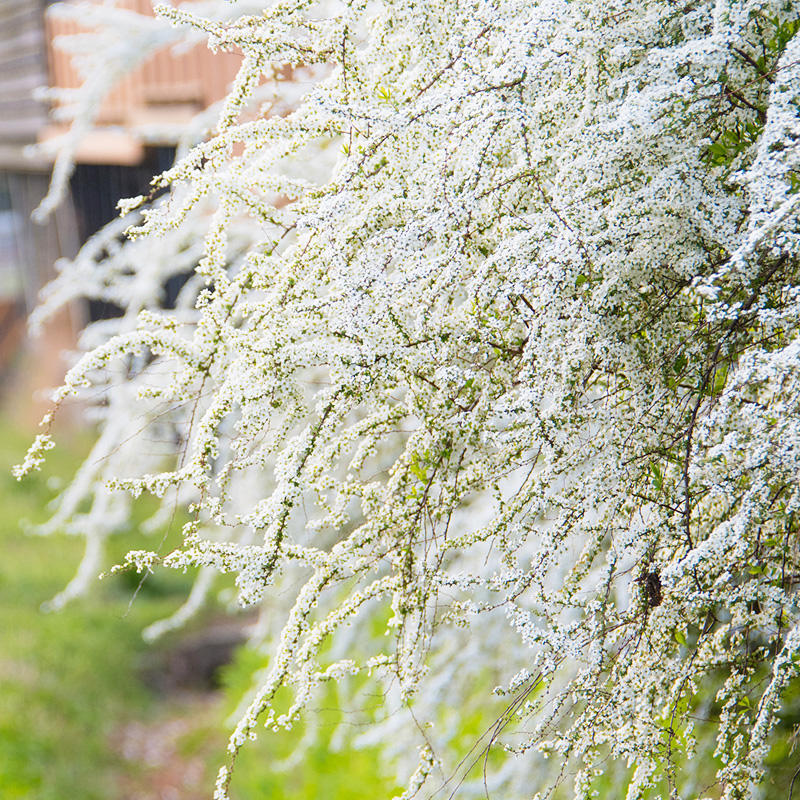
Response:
[704, 8, 800, 169]
[705, 119, 763, 167]
[218, 647, 401, 800]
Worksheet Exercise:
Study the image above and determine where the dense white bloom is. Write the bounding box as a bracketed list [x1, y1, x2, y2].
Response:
[19, 0, 800, 798]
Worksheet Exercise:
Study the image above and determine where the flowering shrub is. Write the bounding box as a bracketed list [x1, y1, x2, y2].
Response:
[19, 1, 800, 798]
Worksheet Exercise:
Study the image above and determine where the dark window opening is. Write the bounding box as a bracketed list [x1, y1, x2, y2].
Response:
[69, 146, 177, 322]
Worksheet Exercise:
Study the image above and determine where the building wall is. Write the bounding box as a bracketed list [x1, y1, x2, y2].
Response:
[0, 0, 78, 320]
[0, 0, 50, 158]
[0, 0, 242, 387]
[48, 0, 243, 117]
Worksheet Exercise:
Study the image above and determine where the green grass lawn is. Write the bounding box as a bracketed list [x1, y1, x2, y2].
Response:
[0, 419, 201, 798]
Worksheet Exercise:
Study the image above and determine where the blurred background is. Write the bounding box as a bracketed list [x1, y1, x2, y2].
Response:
[0, 0, 242, 414]
[0, 2, 396, 797]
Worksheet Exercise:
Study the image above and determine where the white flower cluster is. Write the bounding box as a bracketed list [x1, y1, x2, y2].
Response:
[20, 0, 800, 798]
